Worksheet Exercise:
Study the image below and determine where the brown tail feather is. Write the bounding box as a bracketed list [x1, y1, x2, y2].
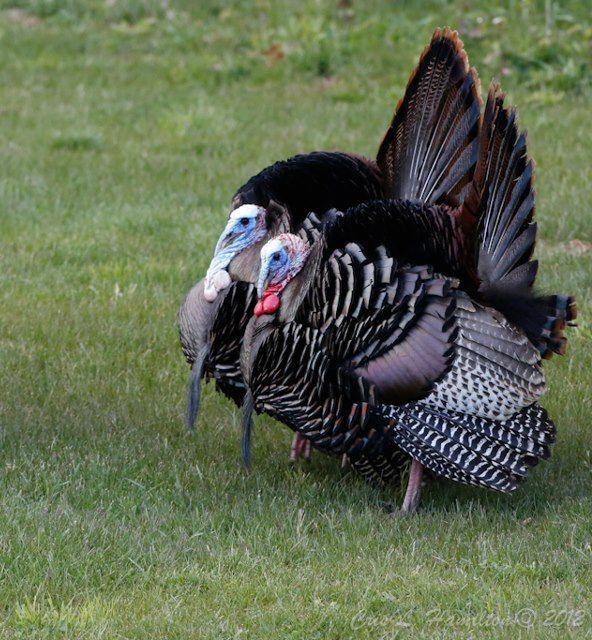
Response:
[463, 82, 537, 287]
[377, 27, 482, 206]
[464, 83, 575, 356]
[480, 285, 577, 358]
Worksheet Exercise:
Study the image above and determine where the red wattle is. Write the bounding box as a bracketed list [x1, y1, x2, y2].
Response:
[262, 293, 280, 314]
[254, 285, 282, 316]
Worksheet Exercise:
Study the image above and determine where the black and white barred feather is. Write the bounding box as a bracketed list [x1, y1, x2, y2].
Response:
[385, 402, 554, 492]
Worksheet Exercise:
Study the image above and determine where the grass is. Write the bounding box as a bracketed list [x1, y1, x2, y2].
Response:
[0, 0, 591, 637]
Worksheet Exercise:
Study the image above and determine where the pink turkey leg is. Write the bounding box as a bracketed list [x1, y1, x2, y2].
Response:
[290, 433, 312, 462]
[400, 459, 423, 514]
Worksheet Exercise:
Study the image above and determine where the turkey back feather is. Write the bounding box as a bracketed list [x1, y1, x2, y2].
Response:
[232, 151, 384, 224]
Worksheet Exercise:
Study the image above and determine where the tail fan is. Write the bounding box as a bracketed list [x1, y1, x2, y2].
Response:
[464, 83, 577, 357]
[377, 27, 482, 205]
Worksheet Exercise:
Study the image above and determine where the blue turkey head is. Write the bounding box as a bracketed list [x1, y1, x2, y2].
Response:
[256, 237, 291, 297]
[204, 200, 290, 301]
[256, 233, 310, 309]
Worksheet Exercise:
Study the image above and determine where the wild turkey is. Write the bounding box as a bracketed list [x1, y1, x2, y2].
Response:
[179, 156, 384, 441]
[180, 28, 481, 469]
[180, 156, 384, 429]
[240, 84, 575, 512]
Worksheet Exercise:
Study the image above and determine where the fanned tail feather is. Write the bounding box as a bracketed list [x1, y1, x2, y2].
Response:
[463, 83, 576, 356]
[377, 27, 482, 205]
[465, 82, 537, 285]
[479, 286, 577, 359]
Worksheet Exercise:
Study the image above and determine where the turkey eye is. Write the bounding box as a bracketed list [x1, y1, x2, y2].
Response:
[273, 253, 281, 262]
[240, 218, 249, 227]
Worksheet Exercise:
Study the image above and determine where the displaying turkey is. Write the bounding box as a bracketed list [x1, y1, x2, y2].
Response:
[180, 28, 481, 469]
[240, 83, 575, 512]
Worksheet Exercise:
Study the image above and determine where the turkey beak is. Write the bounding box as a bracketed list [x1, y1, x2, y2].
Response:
[214, 213, 244, 256]
[214, 231, 238, 254]
[186, 344, 210, 433]
[241, 388, 255, 468]
[256, 261, 271, 298]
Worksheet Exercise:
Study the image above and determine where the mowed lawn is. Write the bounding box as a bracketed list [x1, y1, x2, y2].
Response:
[0, 1, 591, 637]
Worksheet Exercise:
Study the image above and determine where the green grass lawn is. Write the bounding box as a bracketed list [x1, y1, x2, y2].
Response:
[1, 1, 591, 637]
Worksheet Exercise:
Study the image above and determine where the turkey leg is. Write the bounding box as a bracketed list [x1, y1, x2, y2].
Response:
[400, 459, 423, 514]
[290, 432, 312, 462]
